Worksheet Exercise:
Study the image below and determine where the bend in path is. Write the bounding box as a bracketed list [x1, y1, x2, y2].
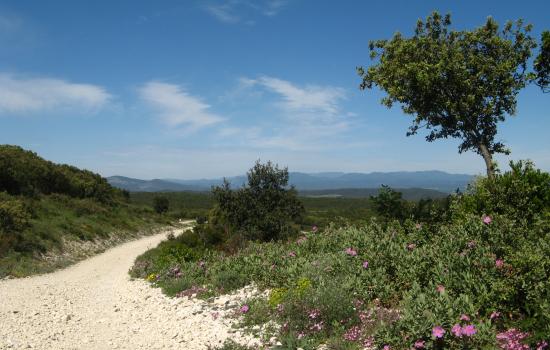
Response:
[0, 224, 258, 350]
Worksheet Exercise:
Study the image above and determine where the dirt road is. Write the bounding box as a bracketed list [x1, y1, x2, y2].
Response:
[0, 226, 258, 349]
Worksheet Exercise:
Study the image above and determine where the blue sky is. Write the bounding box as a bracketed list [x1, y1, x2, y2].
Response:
[1, 0, 549, 179]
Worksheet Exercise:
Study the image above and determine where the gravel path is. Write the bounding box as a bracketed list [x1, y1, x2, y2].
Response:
[0, 226, 259, 350]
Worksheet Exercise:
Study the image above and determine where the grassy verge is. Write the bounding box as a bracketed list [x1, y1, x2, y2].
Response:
[0, 192, 172, 278]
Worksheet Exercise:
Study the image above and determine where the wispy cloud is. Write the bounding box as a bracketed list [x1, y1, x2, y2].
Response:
[218, 76, 358, 151]
[205, 0, 288, 24]
[140, 81, 224, 132]
[0, 73, 111, 114]
[253, 76, 346, 116]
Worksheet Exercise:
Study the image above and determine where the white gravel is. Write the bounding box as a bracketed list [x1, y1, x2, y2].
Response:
[0, 227, 261, 350]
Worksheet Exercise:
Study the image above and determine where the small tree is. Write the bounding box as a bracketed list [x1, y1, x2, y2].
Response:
[153, 196, 169, 214]
[358, 12, 543, 178]
[212, 160, 304, 241]
[370, 185, 407, 222]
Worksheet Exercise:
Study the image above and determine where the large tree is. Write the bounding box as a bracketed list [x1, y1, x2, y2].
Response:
[357, 12, 543, 178]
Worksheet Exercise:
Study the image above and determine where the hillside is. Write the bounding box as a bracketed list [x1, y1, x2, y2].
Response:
[299, 187, 448, 200]
[0, 145, 168, 277]
[108, 170, 473, 193]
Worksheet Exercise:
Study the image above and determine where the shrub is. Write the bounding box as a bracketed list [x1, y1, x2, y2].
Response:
[211, 160, 304, 242]
[153, 196, 169, 214]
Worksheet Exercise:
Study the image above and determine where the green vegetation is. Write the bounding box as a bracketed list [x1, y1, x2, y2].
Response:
[0, 145, 170, 277]
[132, 162, 550, 349]
[358, 12, 546, 178]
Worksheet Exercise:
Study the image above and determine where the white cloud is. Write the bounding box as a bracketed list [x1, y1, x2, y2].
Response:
[250, 76, 347, 116]
[0, 74, 111, 114]
[205, 0, 288, 24]
[140, 81, 224, 131]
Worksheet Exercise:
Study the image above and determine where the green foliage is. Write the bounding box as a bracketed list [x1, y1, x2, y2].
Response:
[153, 196, 169, 214]
[211, 160, 305, 242]
[133, 162, 550, 349]
[0, 145, 169, 277]
[370, 185, 407, 222]
[357, 12, 542, 177]
[0, 145, 118, 202]
[535, 31, 550, 92]
[455, 160, 550, 223]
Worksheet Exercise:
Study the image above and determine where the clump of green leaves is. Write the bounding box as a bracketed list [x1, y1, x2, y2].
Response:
[210, 160, 304, 242]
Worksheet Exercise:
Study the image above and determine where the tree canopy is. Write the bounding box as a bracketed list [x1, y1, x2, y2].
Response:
[212, 160, 304, 242]
[535, 31, 550, 92]
[358, 12, 544, 177]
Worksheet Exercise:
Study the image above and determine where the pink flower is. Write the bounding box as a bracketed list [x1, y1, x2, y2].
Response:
[432, 326, 446, 338]
[240, 304, 249, 313]
[345, 247, 358, 256]
[462, 324, 477, 337]
[198, 260, 206, 268]
[288, 251, 296, 257]
[496, 259, 504, 269]
[211, 312, 220, 320]
[460, 314, 471, 321]
[415, 223, 422, 229]
[496, 328, 530, 350]
[296, 236, 307, 244]
[343, 325, 361, 341]
[537, 341, 549, 350]
[483, 215, 492, 224]
[308, 309, 320, 319]
[312, 225, 318, 232]
[362, 261, 369, 269]
[414, 339, 426, 348]
[452, 324, 463, 337]
[407, 243, 417, 251]
[490, 311, 501, 320]
[467, 240, 476, 248]
[383, 346, 391, 350]
[436, 285, 446, 293]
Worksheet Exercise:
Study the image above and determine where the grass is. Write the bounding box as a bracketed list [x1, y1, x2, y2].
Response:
[0, 193, 171, 277]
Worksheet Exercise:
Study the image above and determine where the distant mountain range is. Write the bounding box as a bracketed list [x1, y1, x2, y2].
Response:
[107, 170, 475, 195]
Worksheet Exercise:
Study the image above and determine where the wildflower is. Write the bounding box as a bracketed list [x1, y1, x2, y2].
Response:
[240, 304, 249, 313]
[288, 251, 296, 257]
[467, 240, 476, 248]
[362, 261, 369, 269]
[436, 285, 445, 293]
[483, 215, 492, 224]
[537, 341, 549, 350]
[414, 340, 426, 349]
[496, 329, 530, 350]
[297, 331, 305, 339]
[383, 345, 391, 350]
[270, 264, 276, 270]
[462, 325, 477, 337]
[407, 243, 416, 251]
[211, 312, 219, 320]
[490, 311, 501, 320]
[296, 236, 307, 244]
[310, 321, 324, 332]
[312, 225, 318, 233]
[276, 304, 284, 313]
[432, 326, 445, 339]
[343, 326, 362, 341]
[415, 223, 422, 229]
[345, 247, 358, 256]
[362, 337, 374, 348]
[451, 324, 463, 337]
[460, 314, 471, 321]
[198, 260, 206, 268]
[308, 309, 320, 319]
[496, 259, 504, 269]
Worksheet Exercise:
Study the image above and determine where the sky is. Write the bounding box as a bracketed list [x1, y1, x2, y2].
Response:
[1, 0, 549, 179]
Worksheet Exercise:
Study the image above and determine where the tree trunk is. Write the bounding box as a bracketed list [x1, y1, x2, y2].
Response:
[478, 143, 494, 179]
